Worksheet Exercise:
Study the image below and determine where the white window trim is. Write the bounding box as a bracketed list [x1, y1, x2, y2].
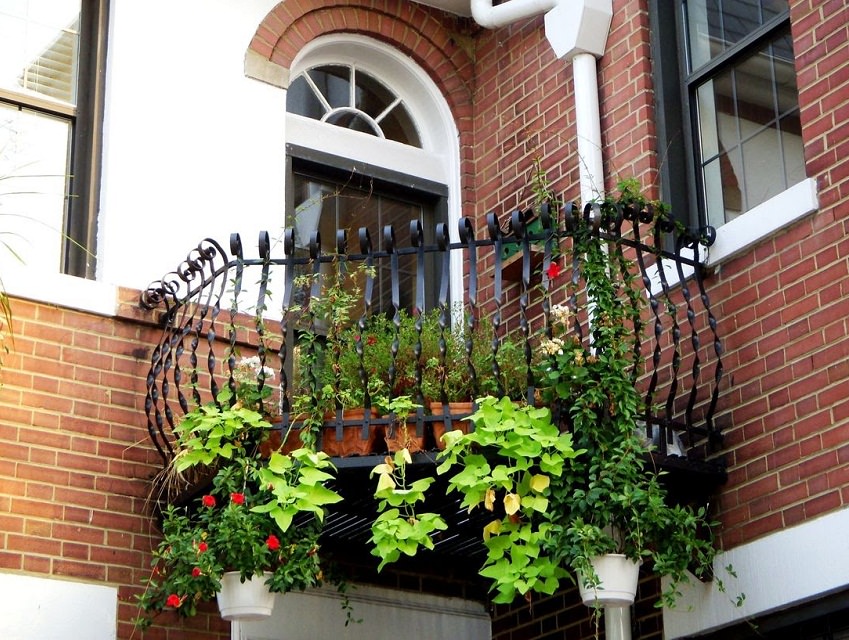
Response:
[663, 507, 849, 638]
[4, 263, 118, 317]
[705, 177, 819, 266]
[645, 178, 818, 295]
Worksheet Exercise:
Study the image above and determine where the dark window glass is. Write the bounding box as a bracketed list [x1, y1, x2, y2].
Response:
[679, 0, 804, 226]
[287, 64, 421, 147]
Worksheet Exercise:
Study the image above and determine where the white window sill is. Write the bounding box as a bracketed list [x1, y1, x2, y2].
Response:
[646, 178, 818, 296]
[3, 264, 118, 317]
[706, 177, 819, 266]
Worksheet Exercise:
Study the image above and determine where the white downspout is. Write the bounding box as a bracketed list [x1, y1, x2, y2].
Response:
[470, 1, 627, 639]
[471, 0, 611, 205]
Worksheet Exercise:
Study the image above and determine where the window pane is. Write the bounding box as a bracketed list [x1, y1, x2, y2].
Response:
[309, 65, 350, 110]
[742, 124, 783, 209]
[0, 102, 71, 269]
[0, 0, 80, 104]
[291, 172, 440, 315]
[286, 76, 326, 121]
[685, 0, 789, 70]
[694, 25, 802, 224]
[287, 65, 422, 147]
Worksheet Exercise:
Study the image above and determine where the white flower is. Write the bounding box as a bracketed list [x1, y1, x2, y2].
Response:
[540, 337, 565, 356]
[551, 304, 572, 327]
[235, 356, 276, 381]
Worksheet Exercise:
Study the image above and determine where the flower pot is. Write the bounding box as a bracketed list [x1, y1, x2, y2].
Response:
[577, 554, 641, 607]
[321, 408, 382, 456]
[216, 571, 275, 621]
[429, 401, 474, 450]
[383, 421, 426, 454]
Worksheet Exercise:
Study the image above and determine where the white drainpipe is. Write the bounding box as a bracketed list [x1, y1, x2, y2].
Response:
[470, 2, 627, 639]
[470, 0, 611, 205]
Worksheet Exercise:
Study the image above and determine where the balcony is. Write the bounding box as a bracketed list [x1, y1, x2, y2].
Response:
[140, 201, 727, 572]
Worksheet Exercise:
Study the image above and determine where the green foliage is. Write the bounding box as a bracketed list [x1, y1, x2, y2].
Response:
[138, 369, 343, 629]
[253, 448, 343, 533]
[535, 205, 728, 609]
[421, 314, 529, 403]
[135, 461, 327, 629]
[436, 396, 583, 603]
[173, 389, 273, 471]
[369, 447, 448, 571]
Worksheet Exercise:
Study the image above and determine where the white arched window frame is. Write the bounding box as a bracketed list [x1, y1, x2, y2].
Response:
[285, 34, 463, 308]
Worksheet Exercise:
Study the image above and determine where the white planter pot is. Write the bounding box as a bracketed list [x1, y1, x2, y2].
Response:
[577, 554, 641, 607]
[216, 571, 275, 621]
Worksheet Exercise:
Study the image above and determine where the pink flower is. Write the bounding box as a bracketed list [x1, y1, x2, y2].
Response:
[546, 261, 561, 280]
[201, 495, 216, 508]
[191, 567, 202, 578]
[197, 541, 208, 553]
[230, 492, 245, 505]
[166, 594, 182, 608]
[266, 534, 280, 551]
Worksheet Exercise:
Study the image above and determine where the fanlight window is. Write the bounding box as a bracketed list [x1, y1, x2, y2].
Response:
[286, 64, 421, 147]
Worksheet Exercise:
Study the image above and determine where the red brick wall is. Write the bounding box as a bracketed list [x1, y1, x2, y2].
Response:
[3, 0, 847, 638]
[709, 0, 849, 549]
[0, 293, 230, 638]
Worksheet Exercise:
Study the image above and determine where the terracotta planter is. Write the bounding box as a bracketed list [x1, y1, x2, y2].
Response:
[383, 420, 427, 454]
[216, 571, 275, 621]
[321, 408, 382, 456]
[577, 554, 642, 607]
[274, 408, 381, 457]
[429, 401, 475, 450]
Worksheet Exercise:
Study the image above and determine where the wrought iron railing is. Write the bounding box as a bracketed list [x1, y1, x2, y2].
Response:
[141, 203, 725, 475]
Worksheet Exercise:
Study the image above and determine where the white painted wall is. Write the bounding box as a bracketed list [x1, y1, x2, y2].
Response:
[664, 507, 849, 638]
[0, 573, 117, 640]
[98, 0, 286, 291]
[237, 584, 492, 640]
[3, 0, 289, 311]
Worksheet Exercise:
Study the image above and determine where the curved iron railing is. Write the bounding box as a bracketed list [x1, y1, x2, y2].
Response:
[141, 203, 725, 470]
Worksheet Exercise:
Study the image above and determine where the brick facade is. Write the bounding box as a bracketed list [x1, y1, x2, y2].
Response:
[2, 0, 848, 638]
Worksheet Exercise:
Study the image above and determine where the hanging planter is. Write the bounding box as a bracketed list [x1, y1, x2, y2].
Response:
[577, 554, 642, 608]
[216, 571, 275, 621]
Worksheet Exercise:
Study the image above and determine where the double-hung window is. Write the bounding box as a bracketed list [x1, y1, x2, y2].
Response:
[652, 0, 806, 235]
[0, 0, 108, 278]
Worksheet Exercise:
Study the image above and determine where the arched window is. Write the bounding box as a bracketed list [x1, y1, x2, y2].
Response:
[285, 35, 460, 315]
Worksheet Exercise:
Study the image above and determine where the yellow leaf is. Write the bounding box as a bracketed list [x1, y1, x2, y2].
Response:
[503, 493, 520, 516]
[401, 448, 412, 465]
[482, 519, 501, 541]
[376, 472, 396, 493]
[484, 488, 496, 511]
[530, 474, 550, 493]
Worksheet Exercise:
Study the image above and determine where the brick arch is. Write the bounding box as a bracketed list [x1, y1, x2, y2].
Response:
[245, 0, 474, 137]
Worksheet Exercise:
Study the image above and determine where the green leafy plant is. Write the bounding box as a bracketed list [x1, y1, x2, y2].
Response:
[135, 460, 327, 629]
[369, 395, 447, 568]
[421, 314, 529, 404]
[436, 396, 583, 604]
[370, 447, 448, 570]
[535, 187, 736, 609]
[138, 364, 344, 629]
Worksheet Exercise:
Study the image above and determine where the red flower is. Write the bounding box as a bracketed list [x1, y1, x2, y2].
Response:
[197, 541, 208, 553]
[166, 594, 182, 608]
[366, 335, 377, 346]
[230, 492, 245, 505]
[546, 261, 561, 280]
[191, 567, 202, 578]
[201, 495, 216, 508]
[266, 534, 280, 551]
